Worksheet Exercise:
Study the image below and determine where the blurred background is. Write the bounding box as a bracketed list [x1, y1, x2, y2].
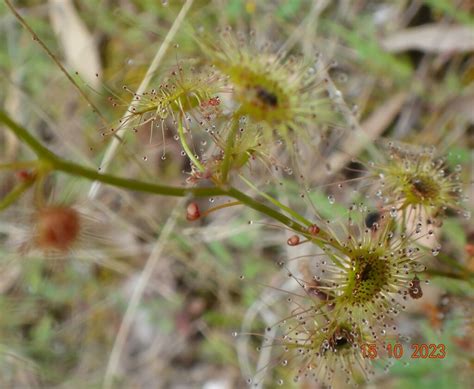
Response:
[0, 1, 473, 388]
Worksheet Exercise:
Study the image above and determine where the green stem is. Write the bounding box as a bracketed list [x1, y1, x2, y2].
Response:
[0, 110, 56, 160]
[425, 269, 474, 284]
[177, 117, 205, 172]
[0, 161, 38, 170]
[435, 252, 468, 273]
[220, 118, 239, 184]
[239, 174, 312, 227]
[226, 187, 309, 236]
[53, 157, 222, 197]
[0, 109, 312, 237]
[0, 181, 35, 211]
[238, 175, 339, 253]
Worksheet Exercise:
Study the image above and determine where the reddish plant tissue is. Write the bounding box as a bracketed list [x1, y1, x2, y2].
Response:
[35, 206, 81, 251]
[287, 235, 300, 246]
[186, 202, 200, 221]
[15, 170, 35, 182]
[308, 224, 320, 235]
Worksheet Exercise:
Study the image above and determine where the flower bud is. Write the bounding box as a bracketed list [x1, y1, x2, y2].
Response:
[186, 202, 200, 221]
[308, 224, 320, 235]
[287, 235, 300, 246]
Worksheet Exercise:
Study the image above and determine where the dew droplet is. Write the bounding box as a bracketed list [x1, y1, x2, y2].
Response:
[390, 207, 397, 218]
[332, 89, 342, 99]
[328, 195, 335, 204]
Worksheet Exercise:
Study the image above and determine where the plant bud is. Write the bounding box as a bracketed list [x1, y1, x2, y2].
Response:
[186, 202, 200, 221]
[287, 235, 300, 246]
[308, 224, 320, 235]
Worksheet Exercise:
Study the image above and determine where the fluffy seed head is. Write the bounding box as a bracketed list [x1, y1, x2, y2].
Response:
[34, 206, 81, 251]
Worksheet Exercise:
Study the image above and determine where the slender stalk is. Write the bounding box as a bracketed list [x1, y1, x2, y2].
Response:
[88, 0, 195, 198]
[239, 174, 312, 227]
[0, 180, 35, 211]
[177, 117, 205, 172]
[435, 252, 468, 273]
[0, 161, 38, 170]
[0, 110, 56, 160]
[220, 118, 239, 184]
[4, 0, 107, 124]
[0, 109, 311, 236]
[226, 188, 310, 237]
[425, 269, 474, 284]
[200, 201, 241, 218]
[53, 157, 222, 197]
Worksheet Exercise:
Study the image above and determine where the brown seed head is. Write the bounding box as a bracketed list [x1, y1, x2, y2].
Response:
[35, 206, 81, 251]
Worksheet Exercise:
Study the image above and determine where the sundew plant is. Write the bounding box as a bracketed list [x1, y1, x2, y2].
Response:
[0, 1, 473, 388]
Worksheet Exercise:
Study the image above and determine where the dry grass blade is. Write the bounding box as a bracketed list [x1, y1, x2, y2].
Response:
[381, 24, 474, 53]
[103, 198, 185, 389]
[48, 0, 101, 88]
[320, 91, 407, 180]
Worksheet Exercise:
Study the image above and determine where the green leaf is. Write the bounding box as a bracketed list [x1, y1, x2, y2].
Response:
[32, 315, 53, 346]
[324, 20, 413, 81]
[423, 0, 474, 27]
[208, 241, 233, 266]
[442, 218, 466, 248]
[277, 0, 302, 19]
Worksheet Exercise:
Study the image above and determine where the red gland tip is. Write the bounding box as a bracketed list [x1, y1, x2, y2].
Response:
[16, 170, 36, 182]
[287, 235, 300, 246]
[308, 224, 320, 235]
[186, 202, 200, 221]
